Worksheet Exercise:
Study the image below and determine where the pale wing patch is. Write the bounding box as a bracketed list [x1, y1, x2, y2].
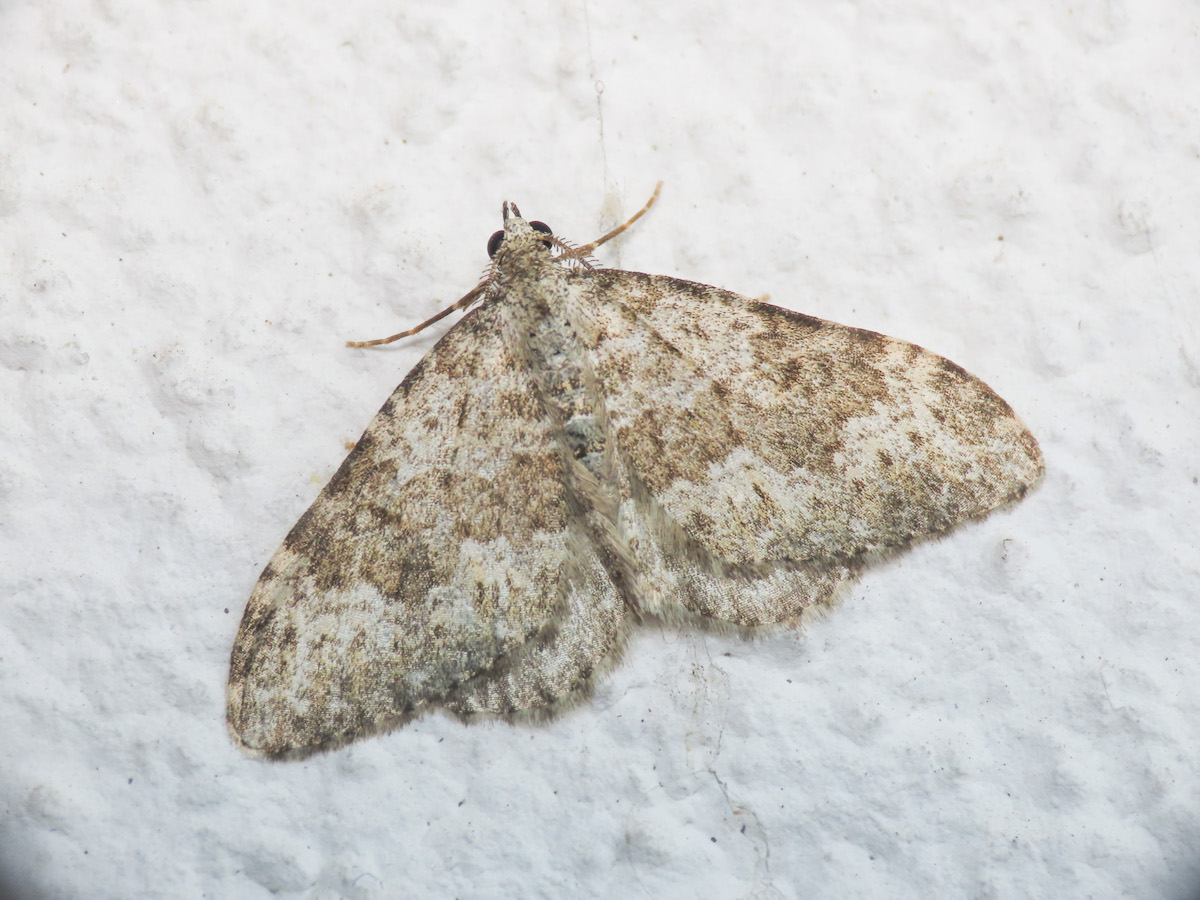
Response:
[446, 524, 627, 715]
[616, 464, 857, 626]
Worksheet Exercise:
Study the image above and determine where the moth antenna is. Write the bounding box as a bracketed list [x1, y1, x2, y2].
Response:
[573, 181, 663, 256]
[347, 183, 661, 347]
[346, 282, 487, 347]
[543, 236, 596, 270]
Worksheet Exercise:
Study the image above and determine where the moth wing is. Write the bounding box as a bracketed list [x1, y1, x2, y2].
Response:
[227, 301, 624, 758]
[579, 270, 1042, 623]
[443, 535, 628, 719]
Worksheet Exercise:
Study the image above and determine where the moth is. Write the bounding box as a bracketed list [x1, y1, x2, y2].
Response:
[227, 185, 1042, 758]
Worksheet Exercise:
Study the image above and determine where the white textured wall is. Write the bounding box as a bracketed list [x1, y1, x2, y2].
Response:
[3, 1, 1198, 897]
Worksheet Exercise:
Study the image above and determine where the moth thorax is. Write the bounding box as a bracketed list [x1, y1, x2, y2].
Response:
[520, 313, 608, 474]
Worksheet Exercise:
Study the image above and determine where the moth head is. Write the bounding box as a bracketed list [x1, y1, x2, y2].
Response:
[488, 201, 553, 258]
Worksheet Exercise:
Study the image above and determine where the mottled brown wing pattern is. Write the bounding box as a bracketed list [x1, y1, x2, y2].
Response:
[564, 269, 1042, 624]
[228, 192, 1043, 757]
[227, 300, 625, 757]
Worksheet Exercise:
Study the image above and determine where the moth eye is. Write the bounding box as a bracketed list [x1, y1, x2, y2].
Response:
[487, 230, 505, 258]
[530, 221, 553, 249]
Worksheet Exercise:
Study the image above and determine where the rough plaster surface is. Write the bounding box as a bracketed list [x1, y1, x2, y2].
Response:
[2, 1, 1198, 897]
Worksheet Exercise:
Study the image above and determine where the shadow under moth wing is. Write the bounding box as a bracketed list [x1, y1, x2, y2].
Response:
[228, 189, 1042, 759]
